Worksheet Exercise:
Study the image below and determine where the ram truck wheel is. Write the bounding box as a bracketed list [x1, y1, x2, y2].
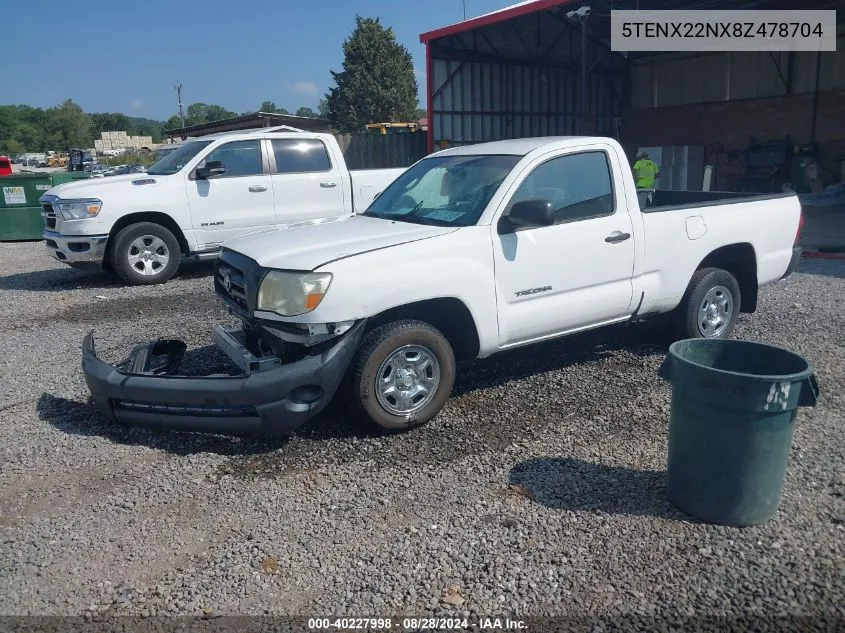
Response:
[676, 267, 741, 339]
[347, 319, 456, 431]
[111, 222, 181, 285]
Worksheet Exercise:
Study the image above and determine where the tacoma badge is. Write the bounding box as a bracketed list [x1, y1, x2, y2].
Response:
[515, 286, 552, 297]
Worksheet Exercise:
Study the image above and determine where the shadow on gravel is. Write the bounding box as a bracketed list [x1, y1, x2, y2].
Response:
[0, 261, 215, 292]
[451, 322, 671, 397]
[38, 322, 674, 478]
[36, 393, 288, 457]
[509, 457, 697, 522]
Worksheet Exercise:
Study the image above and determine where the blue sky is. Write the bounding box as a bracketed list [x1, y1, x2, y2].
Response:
[1, 0, 513, 120]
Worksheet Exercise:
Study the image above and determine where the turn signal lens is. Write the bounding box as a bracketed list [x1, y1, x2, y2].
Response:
[305, 293, 325, 310]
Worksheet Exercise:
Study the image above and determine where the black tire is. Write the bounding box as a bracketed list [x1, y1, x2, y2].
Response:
[347, 319, 456, 431]
[675, 267, 741, 339]
[110, 222, 181, 285]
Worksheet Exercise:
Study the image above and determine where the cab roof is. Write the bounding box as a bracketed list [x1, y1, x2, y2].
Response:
[432, 136, 608, 156]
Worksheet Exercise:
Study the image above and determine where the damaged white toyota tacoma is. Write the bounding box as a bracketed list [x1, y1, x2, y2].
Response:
[82, 136, 804, 435]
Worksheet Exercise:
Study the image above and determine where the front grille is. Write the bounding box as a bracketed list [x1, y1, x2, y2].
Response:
[215, 261, 248, 311]
[213, 249, 263, 315]
[42, 203, 57, 229]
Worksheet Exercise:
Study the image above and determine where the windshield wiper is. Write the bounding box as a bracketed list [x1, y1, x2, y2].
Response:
[398, 215, 454, 227]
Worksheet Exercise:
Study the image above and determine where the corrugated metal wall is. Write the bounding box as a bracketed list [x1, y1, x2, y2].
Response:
[431, 59, 626, 146]
[632, 35, 845, 109]
[428, 11, 629, 148]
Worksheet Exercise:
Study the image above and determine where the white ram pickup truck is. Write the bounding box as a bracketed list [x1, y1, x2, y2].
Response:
[39, 131, 404, 285]
[82, 136, 804, 436]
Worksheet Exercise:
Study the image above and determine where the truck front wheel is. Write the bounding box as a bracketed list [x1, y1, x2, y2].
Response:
[110, 222, 181, 285]
[676, 267, 741, 339]
[347, 319, 456, 431]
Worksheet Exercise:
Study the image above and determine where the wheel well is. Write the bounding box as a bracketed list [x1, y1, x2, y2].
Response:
[367, 298, 480, 360]
[697, 243, 758, 313]
[106, 212, 190, 260]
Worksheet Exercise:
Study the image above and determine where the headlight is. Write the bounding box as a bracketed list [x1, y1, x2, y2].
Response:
[257, 271, 332, 316]
[56, 199, 102, 220]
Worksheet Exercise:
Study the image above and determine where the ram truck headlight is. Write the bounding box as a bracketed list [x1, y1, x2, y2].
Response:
[257, 271, 332, 316]
[57, 199, 103, 220]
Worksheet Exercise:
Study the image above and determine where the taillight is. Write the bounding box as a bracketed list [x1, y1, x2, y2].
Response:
[795, 212, 805, 246]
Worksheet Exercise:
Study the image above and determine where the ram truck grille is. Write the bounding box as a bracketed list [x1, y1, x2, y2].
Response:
[42, 203, 57, 229]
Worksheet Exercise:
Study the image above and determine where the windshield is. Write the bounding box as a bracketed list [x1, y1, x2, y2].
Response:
[363, 154, 521, 226]
[146, 140, 212, 175]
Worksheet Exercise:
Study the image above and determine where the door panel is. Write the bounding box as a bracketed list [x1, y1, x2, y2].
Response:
[186, 139, 274, 247]
[268, 138, 345, 225]
[493, 149, 636, 347]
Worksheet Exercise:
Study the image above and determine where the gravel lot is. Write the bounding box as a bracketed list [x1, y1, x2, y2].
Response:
[0, 241, 842, 626]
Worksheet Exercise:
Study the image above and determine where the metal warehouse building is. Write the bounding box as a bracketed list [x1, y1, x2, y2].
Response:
[420, 0, 845, 191]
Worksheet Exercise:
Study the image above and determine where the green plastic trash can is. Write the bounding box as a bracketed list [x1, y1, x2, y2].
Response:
[658, 339, 819, 526]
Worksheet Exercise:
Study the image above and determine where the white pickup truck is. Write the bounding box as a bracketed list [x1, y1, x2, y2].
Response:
[39, 131, 404, 285]
[82, 136, 803, 436]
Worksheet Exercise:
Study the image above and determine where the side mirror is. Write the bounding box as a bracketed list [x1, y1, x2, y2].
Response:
[195, 160, 226, 179]
[507, 199, 555, 228]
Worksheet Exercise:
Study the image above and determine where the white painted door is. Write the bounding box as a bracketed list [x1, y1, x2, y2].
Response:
[186, 139, 274, 248]
[492, 148, 636, 347]
[268, 138, 346, 224]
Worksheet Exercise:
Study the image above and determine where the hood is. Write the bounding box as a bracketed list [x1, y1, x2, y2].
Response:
[45, 173, 167, 199]
[222, 215, 458, 271]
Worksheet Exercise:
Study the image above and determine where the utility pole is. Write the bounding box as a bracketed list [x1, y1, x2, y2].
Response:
[566, 5, 592, 134]
[462, 0, 466, 20]
[174, 82, 185, 127]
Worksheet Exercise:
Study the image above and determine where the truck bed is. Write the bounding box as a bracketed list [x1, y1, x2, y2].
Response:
[639, 189, 795, 213]
[350, 168, 405, 213]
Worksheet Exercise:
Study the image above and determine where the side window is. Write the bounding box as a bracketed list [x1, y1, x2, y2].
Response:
[510, 151, 615, 223]
[272, 139, 332, 174]
[203, 140, 263, 177]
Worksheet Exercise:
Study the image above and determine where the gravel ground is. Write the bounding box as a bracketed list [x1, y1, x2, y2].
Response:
[0, 242, 843, 627]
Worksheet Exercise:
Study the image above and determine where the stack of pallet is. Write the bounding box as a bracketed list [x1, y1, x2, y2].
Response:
[94, 131, 156, 154]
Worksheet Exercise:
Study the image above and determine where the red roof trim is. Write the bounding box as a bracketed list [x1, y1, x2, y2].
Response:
[420, 0, 575, 43]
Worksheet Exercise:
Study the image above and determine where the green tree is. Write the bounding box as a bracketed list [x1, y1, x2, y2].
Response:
[326, 16, 418, 132]
[205, 104, 236, 122]
[3, 138, 24, 156]
[47, 99, 91, 148]
[318, 98, 330, 119]
[163, 115, 182, 132]
[90, 112, 131, 136]
[295, 106, 317, 118]
[184, 103, 237, 126]
[413, 108, 427, 120]
[260, 101, 290, 114]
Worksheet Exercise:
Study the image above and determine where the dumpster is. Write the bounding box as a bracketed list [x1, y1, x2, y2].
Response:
[658, 338, 819, 526]
[0, 172, 90, 241]
[50, 171, 91, 186]
[0, 173, 52, 241]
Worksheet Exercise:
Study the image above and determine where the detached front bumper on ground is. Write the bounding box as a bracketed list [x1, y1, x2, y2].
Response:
[82, 321, 366, 436]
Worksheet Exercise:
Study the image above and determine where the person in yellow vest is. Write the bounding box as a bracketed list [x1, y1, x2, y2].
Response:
[633, 151, 660, 189]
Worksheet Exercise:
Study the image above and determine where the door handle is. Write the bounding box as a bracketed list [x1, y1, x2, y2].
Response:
[605, 232, 631, 244]
[248, 185, 268, 192]
[320, 181, 337, 188]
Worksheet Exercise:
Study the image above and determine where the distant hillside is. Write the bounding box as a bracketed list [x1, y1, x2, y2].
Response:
[0, 101, 166, 154]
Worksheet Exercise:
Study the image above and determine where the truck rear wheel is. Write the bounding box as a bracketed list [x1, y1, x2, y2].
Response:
[347, 319, 456, 431]
[676, 267, 741, 339]
[110, 222, 180, 285]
